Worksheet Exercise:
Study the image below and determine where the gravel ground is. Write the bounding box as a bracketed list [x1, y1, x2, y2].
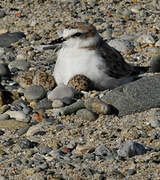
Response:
[0, 0, 160, 179]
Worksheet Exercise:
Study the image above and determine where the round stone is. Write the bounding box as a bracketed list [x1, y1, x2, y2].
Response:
[24, 85, 46, 101]
[47, 84, 77, 101]
[76, 108, 98, 121]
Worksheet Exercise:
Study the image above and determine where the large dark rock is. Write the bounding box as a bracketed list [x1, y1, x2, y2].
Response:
[0, 32, 25, 47]
[101, 75, 160, 116]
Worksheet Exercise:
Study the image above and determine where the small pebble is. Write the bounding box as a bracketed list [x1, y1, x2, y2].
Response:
[52, 99, 64, 108]
[127, 169, 136, 175]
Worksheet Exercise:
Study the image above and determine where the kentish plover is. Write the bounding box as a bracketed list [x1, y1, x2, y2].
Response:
[51, 22, 140, 90]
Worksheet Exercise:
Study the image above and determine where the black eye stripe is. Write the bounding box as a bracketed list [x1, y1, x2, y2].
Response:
[72, 32, 82, 37]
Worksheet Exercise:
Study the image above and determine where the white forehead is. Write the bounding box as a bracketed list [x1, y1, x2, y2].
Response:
[62, 29, 79, 38]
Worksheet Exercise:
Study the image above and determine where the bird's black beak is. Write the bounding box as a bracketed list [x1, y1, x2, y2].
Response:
[49, 37, 65, 45]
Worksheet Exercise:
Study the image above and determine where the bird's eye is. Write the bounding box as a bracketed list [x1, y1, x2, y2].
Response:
[73, 32, 82, 37]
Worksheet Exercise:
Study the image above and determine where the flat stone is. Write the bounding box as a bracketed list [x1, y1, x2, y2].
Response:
[0, 32, 25, 47]
[0, 120, 28, 129]
[26, 123, 43, 137]
[101, 75, 160, 116]
[5, 111, 26, 121]
[35, 98, 52, 110]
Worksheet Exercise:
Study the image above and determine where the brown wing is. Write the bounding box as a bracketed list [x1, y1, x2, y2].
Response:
[97, 39, 133, 79]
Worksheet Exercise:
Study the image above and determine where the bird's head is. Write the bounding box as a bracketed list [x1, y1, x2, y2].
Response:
[50, 22, 101, 49]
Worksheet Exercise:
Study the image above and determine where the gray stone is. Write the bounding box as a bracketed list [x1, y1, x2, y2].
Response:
[0, 47, 5, 56]
[84, 97, 114, 115]
[108, 39, 134, 52]
[0, 10, 6, 18]
[76, 109, 98, 121]
[16, 126, 30, 136]
[131, 5, 141, 13]
[137, 34, 155, 44]
[150, 118, 160, 128]
[0, 63, 10, 76]
[53, 100, 85, 116]
[18, 138, 38, 149]
[94, 144, 115, 160]
[39, 145, 52, 155]
[101, 75, 160, 116]
[120, 34, 137, 41]
[0, 32, 25, 47]
[0, 114, 10, 120]
[155, 39, 160, 47]
[118, 140, 146, 157]
[35, 98, 52, 110]
[52, 99, 64, 108]
[5, 111, 26, 121]
[24, 85, 46, 101]
[127, 169, 136, 175]
[9, 60, 30, 71]
[150, 54, 160, 73]
[48, 84, 77, 101]
[0, 120, 28, 129]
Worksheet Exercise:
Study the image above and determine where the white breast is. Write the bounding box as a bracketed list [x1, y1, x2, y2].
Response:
[53, 47, 105, 85]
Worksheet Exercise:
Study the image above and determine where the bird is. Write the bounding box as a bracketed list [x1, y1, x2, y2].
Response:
[51, 22, 145, 91]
